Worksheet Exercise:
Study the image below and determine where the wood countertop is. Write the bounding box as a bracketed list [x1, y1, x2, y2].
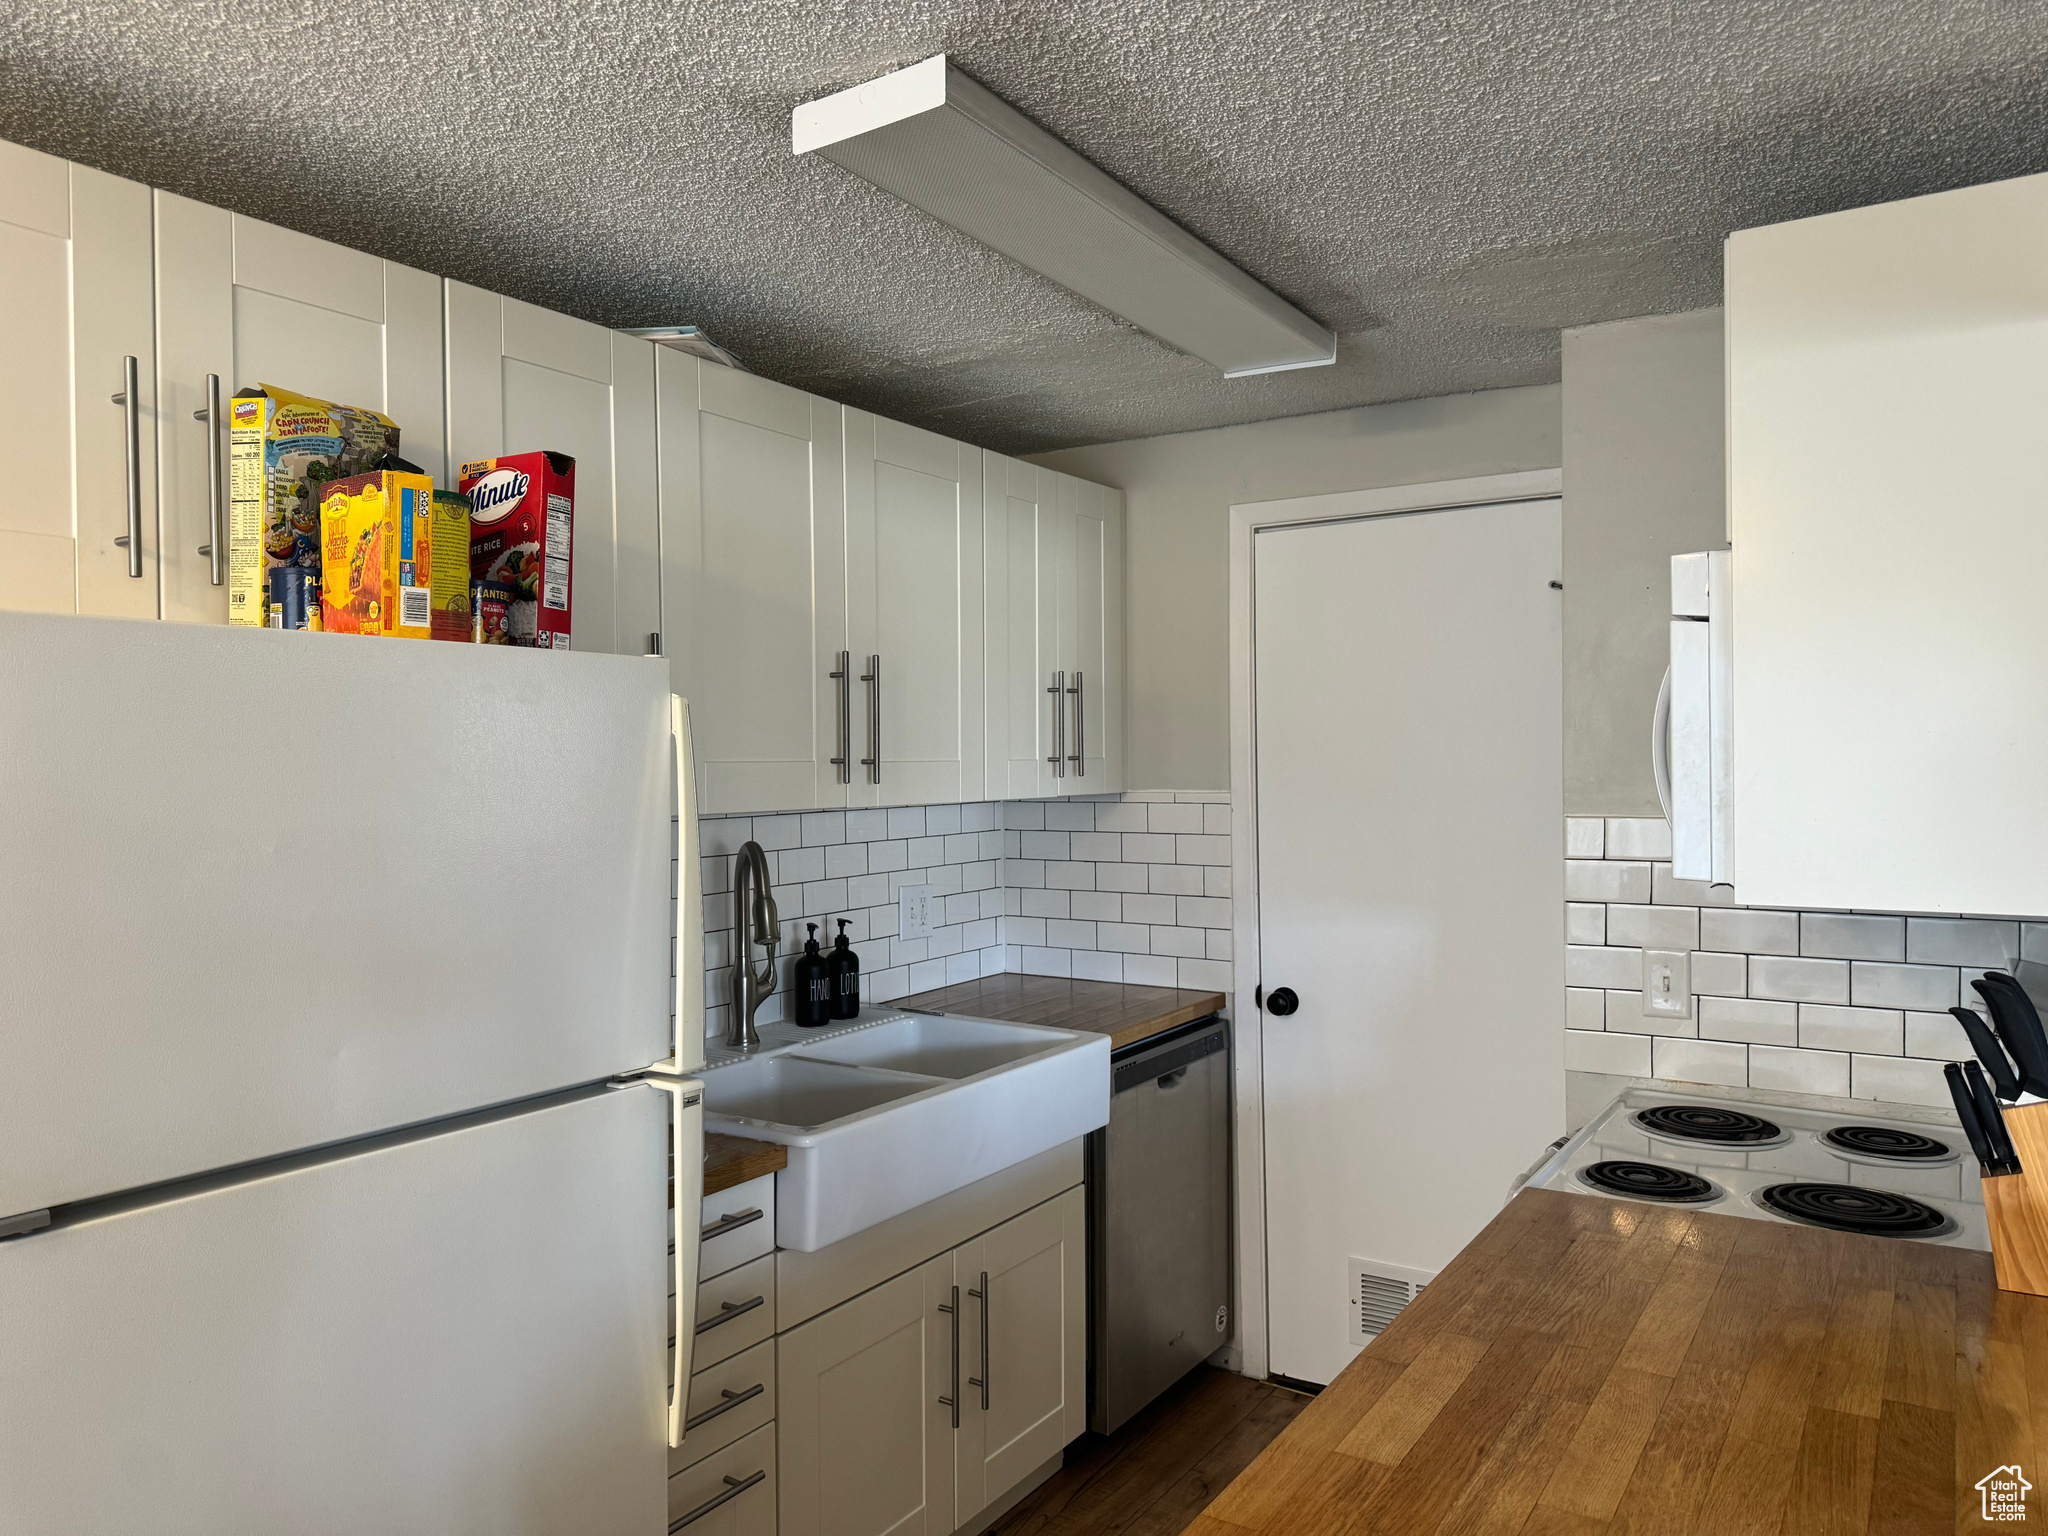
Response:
[896, 973, 1225, 1052]
[704, 1131, 785, 1197]
[1190, 1187, 2038, 1536]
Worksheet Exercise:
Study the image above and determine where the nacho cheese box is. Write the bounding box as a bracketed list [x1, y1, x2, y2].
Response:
[226, 385, 401, 626]
[318, 472, 472, 640]
[459, 451, 574, 649]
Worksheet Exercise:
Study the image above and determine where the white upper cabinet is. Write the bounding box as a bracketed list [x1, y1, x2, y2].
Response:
[0, 142, 157, 619]
[1726, 172, 2048, 915]
[154, 195, 444, 625]
[983, 457, 1125, 799]
[658, 353, 848, 815]
[845, 410, 984, 808]
[446, 282, 657, 656]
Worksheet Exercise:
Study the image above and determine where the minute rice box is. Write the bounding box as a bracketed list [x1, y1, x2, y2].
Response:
[459, 451, 575, 649]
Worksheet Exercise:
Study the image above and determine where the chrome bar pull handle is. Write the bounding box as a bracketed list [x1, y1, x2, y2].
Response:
[937, 1285, 960, 1428]
[671, 1471, 765, 1531]
[194, 373, 224, 583]
[830, 651, 852, 784]
[859, 654, 881, 785]
[1045, 671, 1066, 777]
[969, 1272, 989, 1409]
[111, 356, 141, 576]
[683, 1381, 765, 1432]
[1068, 672, 1085, 776]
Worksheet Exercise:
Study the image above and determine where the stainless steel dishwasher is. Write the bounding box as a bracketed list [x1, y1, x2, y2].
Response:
[1087, 1014, 1230, 1434]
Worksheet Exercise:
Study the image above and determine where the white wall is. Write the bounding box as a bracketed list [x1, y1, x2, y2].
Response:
[1028, 385, 1562, 791]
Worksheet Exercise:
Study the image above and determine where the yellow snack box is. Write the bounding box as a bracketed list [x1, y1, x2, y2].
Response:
[318, 472, 472, 640]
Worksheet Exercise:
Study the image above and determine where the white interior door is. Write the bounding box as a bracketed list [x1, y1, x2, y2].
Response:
[982, 455, 1057, 799]
[0, 1083, 669, 1536]
[446, 282, 657, 655]
[658, 353, 846, 815]
[0, 613, 674, 1216]
[846, 409, 983, 807]
[154, 193, 444, 625]
[1254, 497, 1563, 1386]
[0, 140, 157, 618]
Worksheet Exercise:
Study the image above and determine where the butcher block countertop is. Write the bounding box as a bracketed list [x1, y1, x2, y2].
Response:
[1190, 1187, 2038, 1536]
[703, 1131, 785, 1197]
[897, 973, 1226, 1052]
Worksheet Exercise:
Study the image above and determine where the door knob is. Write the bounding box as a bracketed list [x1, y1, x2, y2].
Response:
[1265, 987, 1298, 1016]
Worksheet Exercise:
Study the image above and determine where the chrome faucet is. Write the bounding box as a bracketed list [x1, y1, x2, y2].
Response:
[728, 841, 780, 1050]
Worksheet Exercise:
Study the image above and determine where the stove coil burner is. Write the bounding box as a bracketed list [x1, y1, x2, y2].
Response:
[1821, 1125, 1953, 1162]
[1757, 1182, 1954, 1238]
[1580, 1160, 1721, 1204]
[1633, 1104, 1785, 1145]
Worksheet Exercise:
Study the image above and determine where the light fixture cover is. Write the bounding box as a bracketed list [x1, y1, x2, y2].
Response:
[794, 55, 1336, 378]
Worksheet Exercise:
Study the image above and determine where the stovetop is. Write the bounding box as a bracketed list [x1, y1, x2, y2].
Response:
[1527, 1085, 1987, 1249]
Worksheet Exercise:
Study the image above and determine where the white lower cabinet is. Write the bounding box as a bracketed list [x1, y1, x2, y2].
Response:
[670, 1422, 778, 1536]
[778, 1187, 1086, 1536]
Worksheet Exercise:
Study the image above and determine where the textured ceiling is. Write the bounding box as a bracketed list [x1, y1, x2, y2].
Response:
[5, 2, 2048, 455]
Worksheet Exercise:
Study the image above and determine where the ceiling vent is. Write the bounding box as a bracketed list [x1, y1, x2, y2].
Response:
[793, 55, 1336, 379]
[1348, 1257, 1434, 1346]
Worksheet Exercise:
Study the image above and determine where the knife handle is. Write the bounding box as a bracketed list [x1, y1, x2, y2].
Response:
[1974, 975, 2048, 1100]
[1948, 1062, 2000, 1173]
[1953, 1006, 2023, 1102]
[1966, 1059, 2022, 1175]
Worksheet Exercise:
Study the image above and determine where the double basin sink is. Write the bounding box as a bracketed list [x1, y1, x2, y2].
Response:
[699, 1010, 1110, 1251]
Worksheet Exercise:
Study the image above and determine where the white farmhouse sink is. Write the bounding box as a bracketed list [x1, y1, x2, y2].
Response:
[699, 1010, 1109, 1251]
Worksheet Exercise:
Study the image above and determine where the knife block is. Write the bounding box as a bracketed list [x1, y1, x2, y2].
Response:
[1983, 1102, 2048, 1296]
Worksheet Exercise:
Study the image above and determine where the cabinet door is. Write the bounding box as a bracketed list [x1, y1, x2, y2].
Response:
[659, 352, 847, 815]
[154, 194, 443, 625]
[846, 410, 984, 807]
[1064, 476, 1125, 791]
[0, 140, 156, 618]
[982, 455, 1058, 799]
[446, 281, 656, 656]
[777, 1253, 956, 1536]
[953, 1188, 1086, 1523]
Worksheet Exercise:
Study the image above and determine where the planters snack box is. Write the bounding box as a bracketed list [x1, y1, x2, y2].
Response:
[459, 451, 574, 649]
[226, 384, 400, 627]
[318, 471, 472, 641]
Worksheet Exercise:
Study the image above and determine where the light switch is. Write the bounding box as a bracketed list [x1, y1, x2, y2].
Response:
[1642, 950, 1692, 1019]
[899, 883, 935, 940]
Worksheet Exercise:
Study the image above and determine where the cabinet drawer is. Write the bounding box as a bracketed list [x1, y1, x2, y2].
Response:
[670, 1337, 776, 1476]
[699, 1174, 775, 1281]
[668, 1422, 776, 1536]
[694, 1251, 776, 1370]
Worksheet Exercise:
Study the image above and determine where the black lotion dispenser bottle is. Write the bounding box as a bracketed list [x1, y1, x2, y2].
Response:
[794, 924, 833, 1025]
[828, 919, 861, 1019]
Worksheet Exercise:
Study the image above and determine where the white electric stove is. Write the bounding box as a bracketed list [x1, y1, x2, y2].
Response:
[1523, 1085, 1988, 1250]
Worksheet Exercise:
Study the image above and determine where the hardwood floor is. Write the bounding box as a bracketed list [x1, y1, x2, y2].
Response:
[989, 1368, 1311, 1536]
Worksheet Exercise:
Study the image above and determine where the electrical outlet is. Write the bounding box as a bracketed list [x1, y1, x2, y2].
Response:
[899, 883, 935, 941]
[1642, 949, 1692, 1019]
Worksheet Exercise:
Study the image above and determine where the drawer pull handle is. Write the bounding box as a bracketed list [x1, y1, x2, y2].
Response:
[700, 1207, 764, 1242]
[683, 1381, 764, 1431]
[937, 1285, 960, 1429]
[695, 1295, 765, 1335]
[670, 1470, 765, 1531]
[969, 1272, 990, 1410]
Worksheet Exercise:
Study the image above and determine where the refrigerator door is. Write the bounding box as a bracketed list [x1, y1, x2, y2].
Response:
[0, 1081, 669, 1535]
[0, 612, 674, 1216]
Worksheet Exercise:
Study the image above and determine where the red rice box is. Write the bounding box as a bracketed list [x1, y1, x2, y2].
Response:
[459, 451, 574, 649]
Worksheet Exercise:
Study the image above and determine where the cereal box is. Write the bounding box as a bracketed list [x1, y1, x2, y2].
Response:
[318, 472, 472, 641]
[227, 385, 401, 627]
[459, 451, 574, 649]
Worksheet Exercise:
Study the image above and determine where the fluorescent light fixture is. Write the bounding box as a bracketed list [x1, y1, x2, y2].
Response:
[794, 55, 1336, 378]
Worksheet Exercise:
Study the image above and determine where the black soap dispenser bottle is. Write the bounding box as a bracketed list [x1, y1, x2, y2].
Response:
[793, 924, 833, 1026]
[828, 919, 861, 1019]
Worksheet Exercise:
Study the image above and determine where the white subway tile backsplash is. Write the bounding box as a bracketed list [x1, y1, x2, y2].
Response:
[1094, 801, 1148, 833]
[1798, 913, 1903, 963]
[1749, 1045, 1850, 1096]
[800, 811, 846, 846]
[1098, 862, 1150, 893]
[1651, 864, 1738, 908]
[1177, 958, 1232, 991]
[1122, 892, 1175, 924]
[1069, 890, 1122, 922]
[1003, 802, 1043, 831]
[1096, 922, 1150, 954]
[1567, 1028, 1651, 1076]
[825, 842, 869, 879]
[1069, 831, 1122, 861]
[943, 833, 980, 864]
[1798, 1004, 1902, 1055]
[1004, 916, 1046, 947]
[1019, 830, 1068, 861]
[1567, 945, 1642, 990]
[1567, 987, 1606, 1030]
[924, 804, 963, 836]
[962, 803, 999, 834]
[777, 845, 826, 884]
[1749, 955, 1850, 1004]
[1653, 1037, 1748, 1088]
[753, 813, 803, 851]
[1146, 802, 1205, 834]
[1699, 909, 1798, 956]
[1021, 946, 1073, 977]
[1604, 818, 1672, 860]
[1045, 862, 1096, 890]
[1565, 861, 1652, 903]
[1072, 950, 1123, 983]
[1850, 1053, 1950, 1108]
[1176, 834, 1232, 866]
[845, 808, 888, 842]
[1122, 832, 1175, 863]
[1699, 995, 1796, 1045]
[1612, 991, 1693, 1037]
[1150, 926, 1207, 959]
[1123, 953, 1179, 987]
[1207, 929, 1233, 961]
[1606, 903, 1698, 951]
[1906, 917, 2018, 968]
[1007, 859, 1045, 888]
[1044, 802, 1095, 832]
[1045, 919, 1097, 951]
[1849, 961, 1958, 1012]
[1565, 903, 1606, 945]
[1204, 867, 1233, 899]
[1178, 896, 1232, 928]
[1691, 951, 1747, 998]
[1565, 818, 1605, 859]
[1904, 1009, 1972, 1060]
[869, 839, 909, 873]
[1149, 864, 1204, 896]
[1204, 803, 1232, 835]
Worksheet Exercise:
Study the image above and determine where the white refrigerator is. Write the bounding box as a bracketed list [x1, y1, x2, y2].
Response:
[0, 611, 707, 1534]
